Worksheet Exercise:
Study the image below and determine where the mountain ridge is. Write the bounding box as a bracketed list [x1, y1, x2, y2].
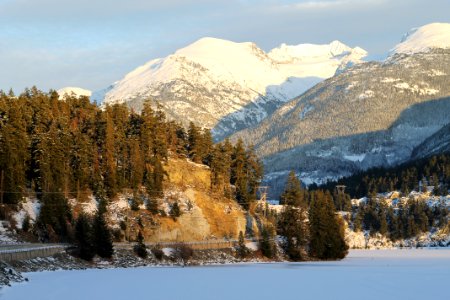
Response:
[229, 23, 450, 196]
[59, 37, 366, 139]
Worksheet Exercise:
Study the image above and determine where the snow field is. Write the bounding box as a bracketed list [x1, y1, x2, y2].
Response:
[2, 249, 450, 300]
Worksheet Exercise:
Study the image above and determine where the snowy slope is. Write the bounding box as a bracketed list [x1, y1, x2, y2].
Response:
[230, 23, 450, 196]
[57, 87, 92, 98]
[97, 37, 366, 139]
[392, 23, 450, 55]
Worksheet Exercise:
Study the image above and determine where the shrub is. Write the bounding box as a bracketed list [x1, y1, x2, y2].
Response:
[133, 231, 147, 259]
[169, 202, 181, 220]
[22, 215, 31, 232]
[151, 247, 164, 260]
[174, 243, 194, 266]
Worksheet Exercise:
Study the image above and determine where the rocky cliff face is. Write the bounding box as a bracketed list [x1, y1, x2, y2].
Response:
[104, 158, 263, 242]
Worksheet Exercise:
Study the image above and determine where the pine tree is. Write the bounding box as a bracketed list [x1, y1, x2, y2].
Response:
[146, 156, 166, 198]
[309, 191, 348, 260]
[280, 171, 306, 207]
[75, 213, 95, 261]
[104, 110, 117, 197]
[128, 138, 144, 191]
[231, 139, 250, 208]
[199, 129, 213, 165]
[244, 145, 263, 203]
[237, 231, 249, 258]
[38, 193, 72, 241]
[93, 199, 114, 258]
[187, 122, 202, 163]
[134, 230, 147, 258]
[278, 205, 308, 260]
[0, 101, 29, 204]
[260, 226, 275, 258]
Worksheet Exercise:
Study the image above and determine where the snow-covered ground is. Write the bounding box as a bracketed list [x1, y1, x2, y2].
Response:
[2, 249, 450, 300]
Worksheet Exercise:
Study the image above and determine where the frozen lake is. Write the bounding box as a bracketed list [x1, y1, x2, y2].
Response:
[2, 249, 450, 300]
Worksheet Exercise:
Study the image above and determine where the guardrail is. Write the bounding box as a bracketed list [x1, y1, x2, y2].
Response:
[0, 244, 67, 262]
[0, 238, 261, 262]
[115, 238, 261, 251]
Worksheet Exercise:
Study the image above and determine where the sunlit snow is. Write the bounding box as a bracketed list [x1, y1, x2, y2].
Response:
[392, 23, 450, 55]
[3, 249, 450, 300]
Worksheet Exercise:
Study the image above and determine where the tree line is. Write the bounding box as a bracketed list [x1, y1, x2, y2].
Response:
[319, 154, 450, 199]
[313, 154, 449, 241]
[351, 197, 448, 241]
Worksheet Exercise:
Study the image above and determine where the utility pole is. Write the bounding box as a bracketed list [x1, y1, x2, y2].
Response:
[336, 185, 346, 211]
[336, 185, 346, 195]
[257, 186, 269, 217]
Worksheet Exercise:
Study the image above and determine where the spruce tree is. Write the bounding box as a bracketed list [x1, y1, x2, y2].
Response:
[278, 205, 308, 260]
[104, 110, 117, 197]
[309, 191, 348, 260]
[237, 231, 249, 258]
[134, 230, 147, 258]
[75, 213, 95, 261]
[93, 199, 114, 258]
[38, 193, 72, 241]
[187, 122, 202, 163]
[231, 139, 250, 208]
[244, 145, 263, 203]
[260, 226, 275, 258]
[129, 138, 144, 191]
[280, 171, 306, 207]
[0, 101, 29, 204]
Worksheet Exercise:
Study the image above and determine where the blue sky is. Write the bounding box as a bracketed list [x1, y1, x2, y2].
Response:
[1, 0, 449, 92]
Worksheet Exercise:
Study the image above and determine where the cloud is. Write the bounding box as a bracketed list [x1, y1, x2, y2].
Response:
[1, 0, 450, 92]
[271, 0, 387, 12]
[0, 0, 230, 21]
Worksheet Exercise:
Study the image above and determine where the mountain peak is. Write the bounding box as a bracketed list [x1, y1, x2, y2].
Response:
[174, 37, 257, 60]
[57, 87, 92, 97]
[268, 40, 366, 63]
[392, 23, 450, 55]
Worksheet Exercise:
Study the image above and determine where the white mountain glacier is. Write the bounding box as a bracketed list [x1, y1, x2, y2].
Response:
[94, 37, 366, 139]
[230, 23, 450, 196]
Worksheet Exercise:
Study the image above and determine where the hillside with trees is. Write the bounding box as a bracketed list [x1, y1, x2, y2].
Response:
[0, 88, 264, 252]
[316, 154, 450, 247]
[0, 87, 354, 262]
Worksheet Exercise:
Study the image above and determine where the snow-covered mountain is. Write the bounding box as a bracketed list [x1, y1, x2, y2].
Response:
[57, 87, 92, 98]
[95, 37, 366, 139]
[230, 23, 450, 196]
[391, 23, 450, 55]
